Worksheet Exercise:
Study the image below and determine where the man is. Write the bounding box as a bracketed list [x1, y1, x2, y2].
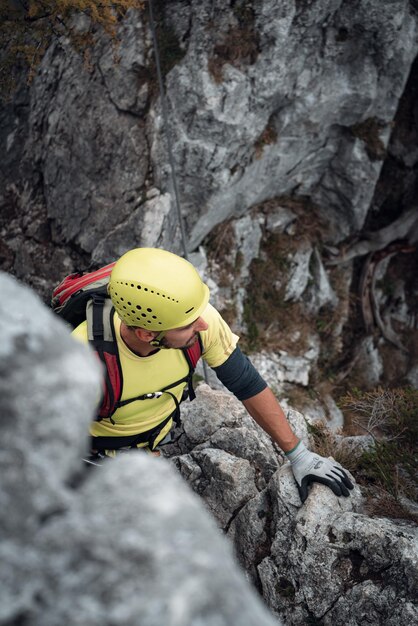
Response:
[73, 247, 353, 503]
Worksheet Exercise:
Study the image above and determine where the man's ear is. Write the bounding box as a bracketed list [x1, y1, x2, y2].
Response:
[133, 327, 158, 343]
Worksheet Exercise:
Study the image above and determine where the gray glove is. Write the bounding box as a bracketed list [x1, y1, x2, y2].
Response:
[286, 441, 354, 503]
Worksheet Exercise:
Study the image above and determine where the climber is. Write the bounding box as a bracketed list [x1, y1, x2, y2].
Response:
[72, 247, 354, 503]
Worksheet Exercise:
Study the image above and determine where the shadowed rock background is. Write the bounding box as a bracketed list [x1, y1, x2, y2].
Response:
[1, 0, 417, 413]
[1, 1, 418, 624]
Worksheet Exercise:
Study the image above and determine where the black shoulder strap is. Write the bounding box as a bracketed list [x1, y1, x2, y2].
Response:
[86, 305, 203, 425]
[86, 295, 123, 422]
[86, 294, 115, 343]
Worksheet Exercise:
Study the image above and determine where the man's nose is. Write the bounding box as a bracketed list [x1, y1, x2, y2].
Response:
[193, 317, 208, 332]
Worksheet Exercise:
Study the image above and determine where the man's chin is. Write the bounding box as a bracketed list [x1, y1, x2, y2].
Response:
[162, 335, 197, 350]
[179, 336, 198, 350]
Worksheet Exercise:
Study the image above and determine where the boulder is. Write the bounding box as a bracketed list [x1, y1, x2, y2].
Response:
[166, 383, 418, 626]
[0, 272, 280, 626]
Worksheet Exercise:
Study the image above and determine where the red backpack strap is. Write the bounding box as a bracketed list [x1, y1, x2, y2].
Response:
[184, 334, 203, 368]
[182, 333, 203, 401]
[87, 295, 123, 422]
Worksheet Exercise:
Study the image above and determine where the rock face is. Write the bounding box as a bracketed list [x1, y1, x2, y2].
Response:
[2, 1, 418, 263]
[1, 12, 418, 612]
[1, 273, 417, 625]
[165, 385, 418, 626]
[1, 1, 418, 399]
[0, 272, 281, 626]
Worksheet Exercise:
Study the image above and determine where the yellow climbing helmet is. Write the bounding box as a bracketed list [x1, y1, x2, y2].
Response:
[108, 248, 210, 330]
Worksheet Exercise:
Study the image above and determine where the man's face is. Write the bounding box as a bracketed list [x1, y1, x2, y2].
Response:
[160, 316, 208, 350]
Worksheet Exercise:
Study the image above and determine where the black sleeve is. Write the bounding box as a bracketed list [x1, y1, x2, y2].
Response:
[212, 346, 267, 401]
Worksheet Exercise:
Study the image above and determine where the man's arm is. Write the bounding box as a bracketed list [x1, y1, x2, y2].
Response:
[242, 387, 299, 452]
[242, 386, 354, 502]
[213, 347, 354, 503]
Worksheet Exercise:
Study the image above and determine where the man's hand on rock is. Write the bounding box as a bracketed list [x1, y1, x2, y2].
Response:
[286, 441, 354, 503]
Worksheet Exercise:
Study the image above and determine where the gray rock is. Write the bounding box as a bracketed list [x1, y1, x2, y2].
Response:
[178, 0, 418, 247]
[292, 393, 345, 432]
[0, 273, 281, 626]
[0, 273, 101, 513]
[169, 384, 282, 483]
[3, 1, 417, 268]
[91, 191, 173, 265]
[406, 364, 418, 389]
[37, 454, 280, 626]
[189, 448, 259, 528]
[251, 337, 320, 388]
[165, 383, 418, 626]
[232, 214, 264, 330]
[353, 336, 384, 387]
[26, 26, 152, 260]
[304, 247, 339, 313]
[233, 214, 263, 281]
[257, 467, 418, 626]
[265, 207, 297, 234]
[284, 245, 313, 302]
[0, 271, 101, 622]
[335, 435, 375, 457]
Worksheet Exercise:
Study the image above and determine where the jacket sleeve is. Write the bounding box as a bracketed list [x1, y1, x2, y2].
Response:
[212, 346, 267, 401]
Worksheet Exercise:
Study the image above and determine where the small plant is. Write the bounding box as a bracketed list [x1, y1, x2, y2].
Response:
[340, 387, 418, 441]
[306, 420, 355, 472]
[207, 1, 259, 84]
[349, 117, 386, 161]
[254, 121, 278, 158]
[0, 0, 144, 100]
[340, 387, 418, 519]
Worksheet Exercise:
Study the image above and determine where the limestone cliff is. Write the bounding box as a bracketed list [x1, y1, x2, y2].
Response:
[0, 3, 417, 441]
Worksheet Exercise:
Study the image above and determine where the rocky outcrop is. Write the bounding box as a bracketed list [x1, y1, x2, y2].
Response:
[1, 1, 418, 263]
[164, 385, 418, 626]
[2, 272, 418, 625]
[0, 272, 281, 626]
[1, 1, 418, 398]
[1, 10, 418, 601]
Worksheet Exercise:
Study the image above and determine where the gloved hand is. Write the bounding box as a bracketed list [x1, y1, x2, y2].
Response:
[286, 441, 354, 503]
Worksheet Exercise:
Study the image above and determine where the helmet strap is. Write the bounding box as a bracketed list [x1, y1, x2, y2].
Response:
[150, 331, 165, 347]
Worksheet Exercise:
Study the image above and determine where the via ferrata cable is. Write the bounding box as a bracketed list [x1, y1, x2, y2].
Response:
[148, 0, 210, 384]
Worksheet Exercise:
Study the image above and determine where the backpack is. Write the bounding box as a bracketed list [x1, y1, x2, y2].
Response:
[51, 263, 202, 424]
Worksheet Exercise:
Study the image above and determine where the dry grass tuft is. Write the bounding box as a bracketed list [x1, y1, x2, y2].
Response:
[339, 387, 418, 521]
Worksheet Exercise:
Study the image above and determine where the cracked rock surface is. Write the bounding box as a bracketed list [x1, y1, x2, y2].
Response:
[1, 272, 417, 625]
[1, 1, 417, 401]
[0, 272, 280, 626]
[164, 385, 418, 626]
[2, 1, 418, 280]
